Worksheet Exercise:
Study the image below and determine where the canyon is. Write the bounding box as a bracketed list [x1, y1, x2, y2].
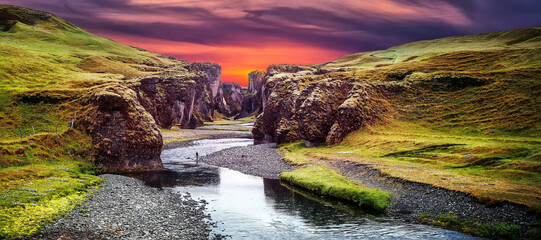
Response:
[1, 5, 540, 239]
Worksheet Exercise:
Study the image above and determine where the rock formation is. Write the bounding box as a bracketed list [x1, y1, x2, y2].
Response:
[215, 82, 245, 118]
[132, 63, 221, 129]
[241, 70, 267, 117]
[78, 84, 163, 172]
[252, 64, 403, 146]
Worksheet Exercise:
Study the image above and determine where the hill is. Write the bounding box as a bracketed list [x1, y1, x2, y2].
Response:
[0, 5, 234, 238]
[251, 26, 541, 238]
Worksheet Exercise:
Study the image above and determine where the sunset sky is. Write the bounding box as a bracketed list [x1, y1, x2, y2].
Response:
[5, 0, 540, 86]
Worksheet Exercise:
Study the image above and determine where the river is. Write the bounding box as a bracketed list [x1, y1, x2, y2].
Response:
[127, 137, 481, 239]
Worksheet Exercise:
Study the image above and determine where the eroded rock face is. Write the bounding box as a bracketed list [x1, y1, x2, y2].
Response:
[215, 82, 245, 118]
[130, 62, 255, 129]
[253, 65, 314, 144]
[241, 70, 267, 117]
[326, 81, 402, 145]
[253, 64, 404, 146]
[79, 84, 163, 172]
[296, 78, 354, 143]
[76, 60, 259, 172]
[133, 74, 207, 129]
[75, 62, 233, 172]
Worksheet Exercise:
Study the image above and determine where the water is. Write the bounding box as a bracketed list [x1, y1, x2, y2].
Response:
[128, 138, 481, 239]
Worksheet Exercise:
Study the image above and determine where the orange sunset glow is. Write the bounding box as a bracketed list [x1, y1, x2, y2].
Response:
[106, 34, 347, 85]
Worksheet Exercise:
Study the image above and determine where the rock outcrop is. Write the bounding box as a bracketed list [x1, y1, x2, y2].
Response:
[215, 82, 245, 118]
[74, 61, 256, 172]
[241, 70, 267, 117]
[252, 64, 403, 146]
[78, 84, 163, 172]
[132, 63, 220, 129]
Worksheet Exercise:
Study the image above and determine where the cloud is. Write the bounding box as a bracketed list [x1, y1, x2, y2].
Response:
[4, 0, 540, 85]
[7, 0, 540, 52]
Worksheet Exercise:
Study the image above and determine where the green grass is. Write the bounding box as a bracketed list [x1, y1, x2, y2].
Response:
[419, 212, 526, 240]
[0, 5, 175, 144]
[0, 129, 103, 238]
[163, 137, 199, 145]
[339, 122, 541, 187]
[280, 165, 392, 212]
[0, 5, 178, 238]
[279, 121, 541, 209]
[0, 164, 103, 238]
[281, 141, 320, 165]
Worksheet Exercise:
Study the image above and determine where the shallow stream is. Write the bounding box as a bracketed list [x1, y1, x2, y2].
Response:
[127, 138, 480, 239]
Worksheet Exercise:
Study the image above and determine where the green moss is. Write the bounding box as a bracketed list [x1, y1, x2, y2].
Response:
[419, 212, 524, 239]
[280, 165, 392, 212]
[280, 141, 321, 165]
[0, 162, 103, 238]
[0, 129, 104, 238]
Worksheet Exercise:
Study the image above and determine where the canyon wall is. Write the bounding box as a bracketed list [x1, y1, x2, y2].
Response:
[241, 70, 267, 117]
[76, 61, 254, 172]
[252, 64, 402, 146]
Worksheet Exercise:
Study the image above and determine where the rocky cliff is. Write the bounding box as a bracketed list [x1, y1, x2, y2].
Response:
[0, 5, 250, 172]
[132, 63, 222, 129]
[78, 84, 163, 172]
[215, 82, 246, 118]
[241, 70, 267, 117]
[252, 65, 401, 145]
[84, 61, 253, 171]
[66, 61, 228, 172]
[252, 27, 540, 146]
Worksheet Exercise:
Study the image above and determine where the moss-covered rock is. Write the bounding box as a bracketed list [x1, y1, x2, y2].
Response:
[78, 84, 163, 172]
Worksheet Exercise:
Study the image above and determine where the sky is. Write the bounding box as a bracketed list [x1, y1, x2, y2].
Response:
[4, 0, 540, 86]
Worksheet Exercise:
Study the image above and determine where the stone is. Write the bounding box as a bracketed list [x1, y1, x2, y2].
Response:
[78, 84, 163, 172]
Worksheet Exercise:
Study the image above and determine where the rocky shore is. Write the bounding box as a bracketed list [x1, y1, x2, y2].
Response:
[198, 143, 539, 236]
[326, 161, 538, 226]
[201, 143, 294, 179]
[26, 175, 211, 240]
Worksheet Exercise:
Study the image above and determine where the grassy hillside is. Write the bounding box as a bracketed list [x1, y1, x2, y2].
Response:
[326, 27, 541, 139]
[0, 5, 178, 238]
[279, 26, 541, 237]
[0, 5, 179, 140]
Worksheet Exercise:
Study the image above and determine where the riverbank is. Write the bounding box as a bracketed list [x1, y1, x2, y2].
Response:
[162, 127, 252, 149]
[26, 174, 211, 240]
[202, 143, 294, 179]
[197, 140, 539, 239]
[326, 161, 538, 238]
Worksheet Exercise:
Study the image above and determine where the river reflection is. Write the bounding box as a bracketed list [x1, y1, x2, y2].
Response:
[127, 138, 481, 239]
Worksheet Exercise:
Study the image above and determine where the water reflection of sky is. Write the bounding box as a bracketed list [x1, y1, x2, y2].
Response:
[141, 138, 481, 239]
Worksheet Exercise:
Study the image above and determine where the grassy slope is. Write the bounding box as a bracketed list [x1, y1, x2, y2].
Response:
[0, 5, 176, 238]
[281, 26, 541, 217]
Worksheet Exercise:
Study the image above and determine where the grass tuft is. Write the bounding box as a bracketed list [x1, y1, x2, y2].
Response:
[280, 165, 392, 212]
[419, 212, 525, 239]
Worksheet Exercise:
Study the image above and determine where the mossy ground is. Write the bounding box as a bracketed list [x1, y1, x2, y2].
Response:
[280, 165, 392, 212]
[419, 212, 526, 240]
[204, 116, 256, 125]
[281, 122, 541, 209]
[0, 5, 176, 238]
[0, 129, 103, 238]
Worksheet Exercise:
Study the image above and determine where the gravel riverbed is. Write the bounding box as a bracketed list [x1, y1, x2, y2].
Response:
[327, 161, 538, 227]
[200, 143, 539, 236]
[201, 143, 294, 179]
[27, 174, 211, 240]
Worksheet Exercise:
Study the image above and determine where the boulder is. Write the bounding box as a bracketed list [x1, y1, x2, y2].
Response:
[78, 84, 163, 172]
